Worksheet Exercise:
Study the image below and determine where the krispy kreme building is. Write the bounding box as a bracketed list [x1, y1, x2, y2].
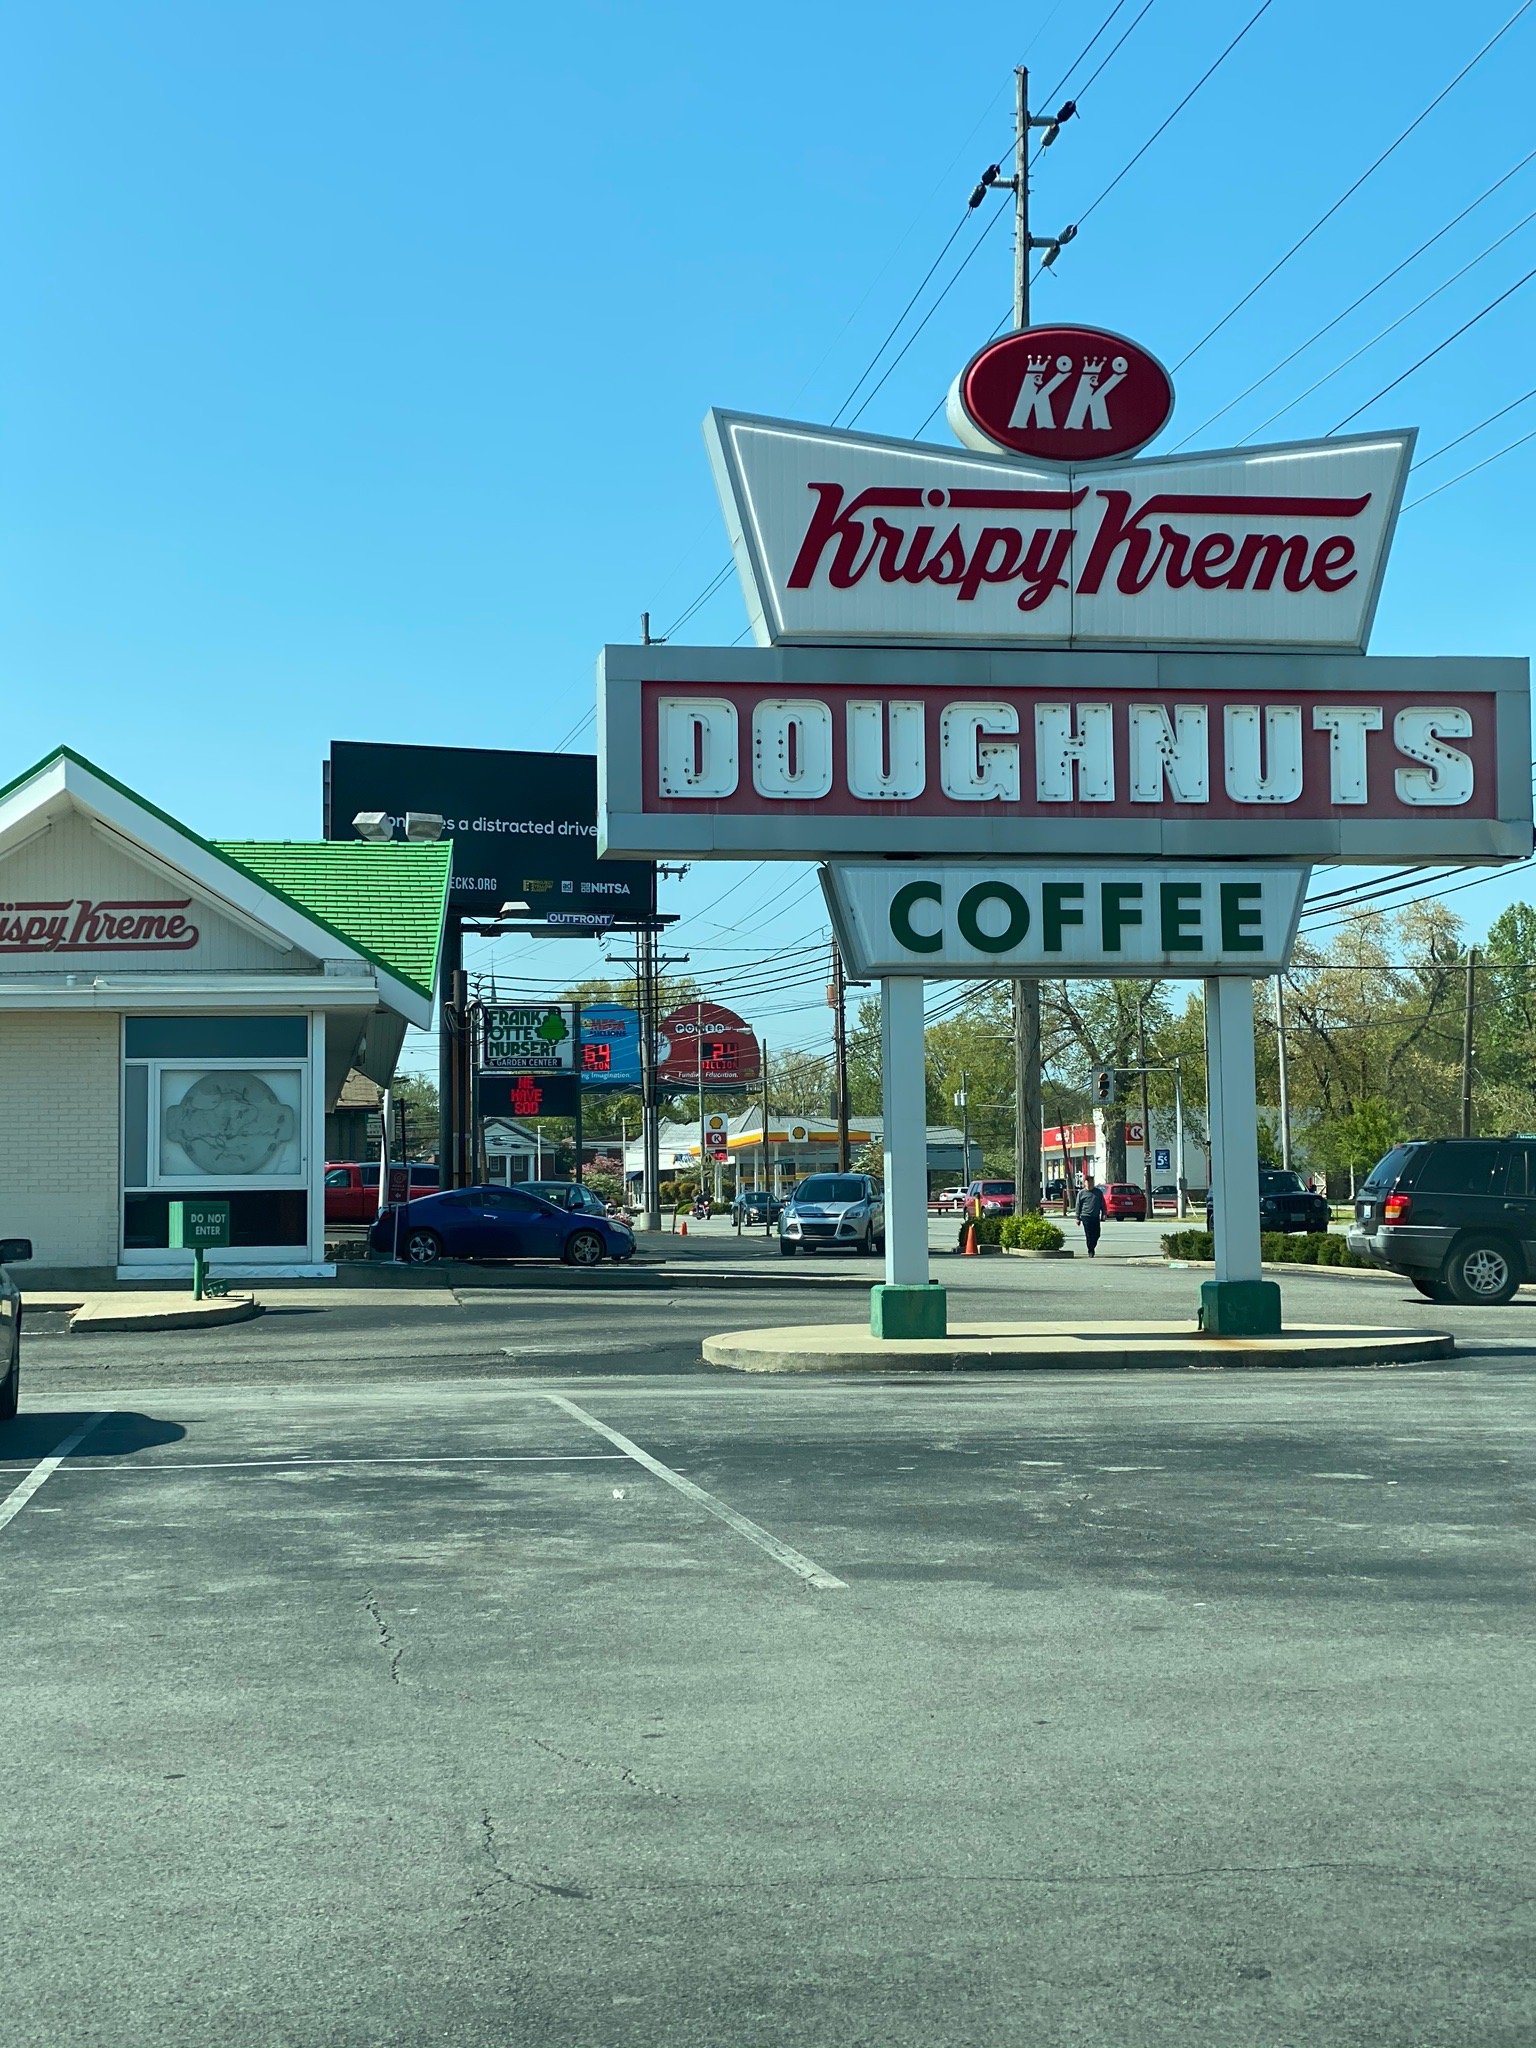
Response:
[0, 747, 449, 1281]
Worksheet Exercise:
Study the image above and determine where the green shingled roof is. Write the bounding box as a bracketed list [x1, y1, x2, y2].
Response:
[213, 840, 451, 1003]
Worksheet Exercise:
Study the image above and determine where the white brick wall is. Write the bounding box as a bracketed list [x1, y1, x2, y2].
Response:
[0, 1012, 119, 1268]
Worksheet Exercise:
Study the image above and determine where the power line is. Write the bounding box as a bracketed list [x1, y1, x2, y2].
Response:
[1328, 259, 1536, 431]
[1072, 0, 1278, 231]
[1172, 148, 1536, 448]
[1173, 0, 1536, 372]
[1240, 205, 1536, 442]
[1413, 383, 1536, 469]
[1404, 418, 1536, 508]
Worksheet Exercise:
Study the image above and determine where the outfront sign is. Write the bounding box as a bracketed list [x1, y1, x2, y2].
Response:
[823, 863, 1309, 979]
[705, 410, 1412, 652]
[598, 643, 1532, 863]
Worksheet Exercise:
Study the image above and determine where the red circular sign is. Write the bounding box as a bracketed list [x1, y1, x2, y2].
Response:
[950, 324, 1173, 463]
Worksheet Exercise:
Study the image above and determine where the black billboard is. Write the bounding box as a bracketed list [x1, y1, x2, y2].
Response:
[325, 741, 655, 922]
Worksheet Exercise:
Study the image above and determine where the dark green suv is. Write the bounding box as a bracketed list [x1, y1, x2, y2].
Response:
[1347, 1138, 1536, 1304]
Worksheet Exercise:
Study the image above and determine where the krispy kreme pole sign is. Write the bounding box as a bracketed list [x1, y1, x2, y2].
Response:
[597, 322, 1531, 866]
[598, 645, 1531, 863]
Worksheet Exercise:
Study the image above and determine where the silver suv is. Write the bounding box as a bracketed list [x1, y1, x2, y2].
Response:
[779, 1174, 885, 1257]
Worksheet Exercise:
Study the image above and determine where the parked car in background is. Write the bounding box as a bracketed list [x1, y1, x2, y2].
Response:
[325, 1161, 438, 1226]
[1206, 1169, 1330, 1238]
[0, 1236, 31, 1420]
[1348, 1137, 1536, 1304]
[522, 1180, 611, 1219]
[1044, 1177, 1071, 1204]
[964, 1179, 1017, 1217]
[369, 1185, 634, 1267]
[732, 1188, 783, 1225]
[779, 1174, 885, 1256]
[1103, 1182, 1149, 1220]
[935, 1186, 967, 1212]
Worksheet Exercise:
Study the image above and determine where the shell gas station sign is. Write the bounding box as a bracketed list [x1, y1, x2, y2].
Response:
[596, 317, 1531, 1342]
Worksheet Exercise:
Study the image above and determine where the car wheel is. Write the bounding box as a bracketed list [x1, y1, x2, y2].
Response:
[1445, 1238, 1519, 1306]
[0, 1325, 18, 1420]
[403, 1229, 442, 1266]
[563, 1229, 605, 1268]
[1410, 1274, 1454, 1303]
[779, 1239, 797, 1257]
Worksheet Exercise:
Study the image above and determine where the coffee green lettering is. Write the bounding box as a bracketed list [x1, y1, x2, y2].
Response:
[890, 879, 943, 953]
[1041, 882, 1085, 952]
[1100, 881, 1143, 952]
[1159, 881, 1203, 951]
[957, 881, 1030, 954]
[1220, 880, 1265, 951]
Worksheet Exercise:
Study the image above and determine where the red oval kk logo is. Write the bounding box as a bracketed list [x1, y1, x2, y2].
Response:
[947, 324, 1174, 464]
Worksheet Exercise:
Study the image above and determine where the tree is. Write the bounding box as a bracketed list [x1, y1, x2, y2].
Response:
[393, 1074, 439, 1160]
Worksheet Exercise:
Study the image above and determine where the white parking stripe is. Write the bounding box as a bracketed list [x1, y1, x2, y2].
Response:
[0, 1413, 108, 1533]
[543, 1391, 847, 1591]
[0, 1452, 628, 1475]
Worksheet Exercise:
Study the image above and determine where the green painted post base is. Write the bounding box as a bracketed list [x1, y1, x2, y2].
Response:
[870, 1283, 948, 1340]
[1199, 1278, 1282, 1336]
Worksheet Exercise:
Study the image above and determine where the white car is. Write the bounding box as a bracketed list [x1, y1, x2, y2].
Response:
[1, 1236, 32, 1420]
[936, 1186, 967, 1211]
[779, 1174, 886, 1256]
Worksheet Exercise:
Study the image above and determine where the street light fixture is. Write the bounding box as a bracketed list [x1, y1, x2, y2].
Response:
[352, 811, 392, 841]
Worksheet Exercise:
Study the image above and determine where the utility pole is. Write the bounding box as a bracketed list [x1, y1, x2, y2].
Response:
[830, 940, 851, 1171]
[1274, 975, 1292, 1169]
[955, 1072, 971, 1183]
[1461, 947, 1478, 1138]
[1001, 67, 1071, 1217]
[1137, 1000, 1154, 1215]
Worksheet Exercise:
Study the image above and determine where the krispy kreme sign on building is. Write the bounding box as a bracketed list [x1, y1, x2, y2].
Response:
[0, 896, 201, 953]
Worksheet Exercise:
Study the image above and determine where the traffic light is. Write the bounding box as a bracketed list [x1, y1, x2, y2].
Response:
[1094, 1068, 1117, 1106]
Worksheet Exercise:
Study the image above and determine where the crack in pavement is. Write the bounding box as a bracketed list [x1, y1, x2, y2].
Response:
[361, 1591, 405, 1685]
[532, 1735, 680, 1801]
[464, 1808, 593, 1925]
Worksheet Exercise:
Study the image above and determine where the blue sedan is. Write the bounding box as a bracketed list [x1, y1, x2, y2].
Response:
[369, 1185, 636, 1267]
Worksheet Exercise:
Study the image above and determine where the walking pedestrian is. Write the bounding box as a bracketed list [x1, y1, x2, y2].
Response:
[1075, 1173, 1106, 1259]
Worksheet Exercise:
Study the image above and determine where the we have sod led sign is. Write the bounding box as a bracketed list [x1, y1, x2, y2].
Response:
[823, 864, 1307, 979]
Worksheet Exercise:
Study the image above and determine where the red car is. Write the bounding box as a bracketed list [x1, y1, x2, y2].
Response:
[325, 1161, 439, 1226]
[965, 1179, 1017, 1217]
[1103, 1182, 1149, 1220]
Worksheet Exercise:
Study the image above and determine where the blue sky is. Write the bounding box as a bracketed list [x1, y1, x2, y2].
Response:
[3, 0, 1534, 1074]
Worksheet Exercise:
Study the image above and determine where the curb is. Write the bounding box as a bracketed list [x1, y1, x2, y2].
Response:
[702, 1319, 1455, 1375]
[69, 1296, 262, 1334]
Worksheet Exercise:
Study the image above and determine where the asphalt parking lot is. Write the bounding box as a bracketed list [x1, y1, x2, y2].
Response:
[3, 1252, 1535, 2048]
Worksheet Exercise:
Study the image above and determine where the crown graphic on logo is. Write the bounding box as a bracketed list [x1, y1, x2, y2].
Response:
[1026, 353, 1050, 373]
[1081, 355, 1105, 377]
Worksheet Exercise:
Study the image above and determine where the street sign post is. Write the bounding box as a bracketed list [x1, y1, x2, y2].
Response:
[168, 1199, 230, 1300]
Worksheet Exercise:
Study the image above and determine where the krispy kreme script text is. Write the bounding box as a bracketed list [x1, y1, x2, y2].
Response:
[788, 482, 1363, 612]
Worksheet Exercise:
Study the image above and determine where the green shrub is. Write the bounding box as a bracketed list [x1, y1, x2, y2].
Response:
[1162, 1226, 1367, 1268]
[958, 1215, 1007, 1248]
[1002, 1210, 1066, 1251]
[1161, 1229, 1215, 1260]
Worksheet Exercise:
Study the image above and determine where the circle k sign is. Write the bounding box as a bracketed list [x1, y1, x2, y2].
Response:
[947, 324, 1174, 463]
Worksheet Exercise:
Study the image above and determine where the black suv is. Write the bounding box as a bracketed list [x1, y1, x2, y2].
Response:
[1205, 1168, 1330, 1237]
[1347, 1138, 1536, 1304]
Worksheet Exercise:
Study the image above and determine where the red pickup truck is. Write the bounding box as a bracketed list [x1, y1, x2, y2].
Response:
[324, 1162, 439, 1226]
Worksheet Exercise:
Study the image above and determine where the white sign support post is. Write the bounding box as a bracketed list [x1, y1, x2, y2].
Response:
[874, 976, 943, 1338]
[1200, 975, 1277, 1335]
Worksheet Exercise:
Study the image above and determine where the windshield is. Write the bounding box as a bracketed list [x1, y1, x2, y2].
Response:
[793, 1177, 866, 1204]
[1260, 1171, 1304, 1193]
[982, 1183, 1014, 1195]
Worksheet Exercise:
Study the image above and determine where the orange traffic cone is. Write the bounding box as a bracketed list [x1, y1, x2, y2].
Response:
[961, 1219, 978, 1256]
[680, 1218, 689, 1237]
